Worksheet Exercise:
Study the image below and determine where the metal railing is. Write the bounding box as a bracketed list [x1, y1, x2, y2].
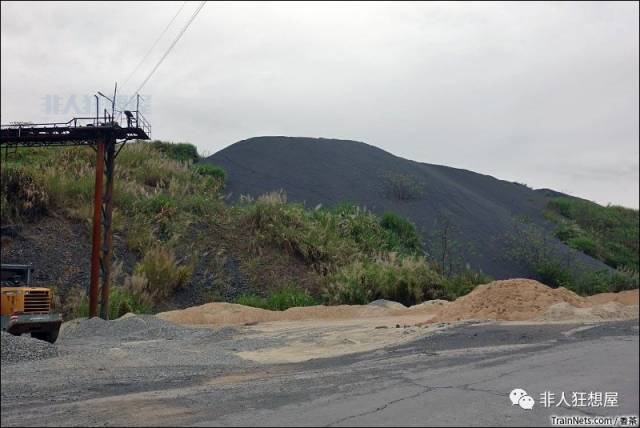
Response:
[1, 110, 151, 138]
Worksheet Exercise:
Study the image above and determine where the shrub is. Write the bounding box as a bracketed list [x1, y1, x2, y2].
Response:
[61, 284, 153, 319]
[383, 172, 425, 201]
[122, 273, 156, 309]
[244, 197, 357, 269]
[534, 260, 575, 289]
[547, 197, 639, 271]
[134, 246, 192, 300]
[0, 165, 49, 222]
[150, 141, 200, 162]
[234, 294, 269, 309]
[193, 163, 226, 182]
[235, 285, 317, 311]
[142, 193, 177, 215]
[324, 254, 447, 306]
[380, 212, 422, 253]
[265, 285, 317, 310]
[567, 236, 598, 258]
[443, 268, 492, 299]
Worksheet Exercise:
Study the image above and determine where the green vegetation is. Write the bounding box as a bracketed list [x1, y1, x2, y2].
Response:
[63, 286, 153, 320]
[1, 141, 494, 317]
[380, 212, 422, 253]
[243, 198, 424, 273]
[150, 140, 200, 162]
[383, 172, 425, 201]
[504, 217, 639, 295]
[193, 163, 226, 183]
[546, 197, 639, 271]
[234, 285, 317, 311]
[324, 254, 446, 306]
[133, 245, 192, 300]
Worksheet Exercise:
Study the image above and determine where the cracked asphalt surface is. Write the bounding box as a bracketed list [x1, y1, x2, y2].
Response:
[1, 320, 638, 427]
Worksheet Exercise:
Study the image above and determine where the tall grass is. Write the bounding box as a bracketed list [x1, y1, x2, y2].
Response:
[324, 253, 447, 306]
[234, 285, 317, 311]
[546, 197, 639, 271]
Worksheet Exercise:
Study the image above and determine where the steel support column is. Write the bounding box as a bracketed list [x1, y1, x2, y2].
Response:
[89, 140, 105, 318]
[100, 139, 116, 320]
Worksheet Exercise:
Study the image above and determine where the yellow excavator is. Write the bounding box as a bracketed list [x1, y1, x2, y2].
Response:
[1, 264, 62, 343]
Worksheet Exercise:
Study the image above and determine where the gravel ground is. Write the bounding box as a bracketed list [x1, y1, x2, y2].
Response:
[1, 332, 58, 364]
[1, 319, 637, 427]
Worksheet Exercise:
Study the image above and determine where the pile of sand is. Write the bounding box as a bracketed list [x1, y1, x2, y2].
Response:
[536, 301, 639, 322]
[158, 279, 638, 327]
[156, 301, 407, 326]
[428, 279, 638, 323]
[586, 289, 639, 306]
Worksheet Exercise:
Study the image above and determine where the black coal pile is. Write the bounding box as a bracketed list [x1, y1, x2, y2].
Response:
[204, 136, 607, 278]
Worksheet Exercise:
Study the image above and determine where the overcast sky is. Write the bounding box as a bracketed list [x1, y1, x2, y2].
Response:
[1, 1, 638, 208]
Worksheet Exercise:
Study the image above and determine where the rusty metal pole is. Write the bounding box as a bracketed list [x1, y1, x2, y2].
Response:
[89, 140, 105, 318]
[100, 138, 116, 320]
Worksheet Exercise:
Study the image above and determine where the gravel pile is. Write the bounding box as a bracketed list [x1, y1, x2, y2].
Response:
[58, 314, 238, 345]
[1, 332, 58, 364]
[368, 299, 407, 310]
[59, 314, 195, 342]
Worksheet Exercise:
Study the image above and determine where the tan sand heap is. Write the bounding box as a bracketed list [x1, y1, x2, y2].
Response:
[156, 301, 434, 326]
[428, 279, 638, 323]
[157, 279, 638, 327]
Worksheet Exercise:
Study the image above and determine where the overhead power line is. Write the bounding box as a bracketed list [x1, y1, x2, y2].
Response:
[121, 1, 188, 92]
[125, 0, 207, 109]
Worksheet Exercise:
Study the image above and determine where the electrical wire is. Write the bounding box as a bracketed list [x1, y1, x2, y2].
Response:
[124, 1, 207, 109]
[120, 1, 188, 92]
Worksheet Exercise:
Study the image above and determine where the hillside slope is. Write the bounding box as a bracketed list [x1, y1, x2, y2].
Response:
[205, 136, 609, 278]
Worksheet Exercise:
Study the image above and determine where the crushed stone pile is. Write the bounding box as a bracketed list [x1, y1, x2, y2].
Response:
[1, 331, 58, 364]
[368, 299, 407, 310]
[429, 279, 638, 323]
[59, 314, 198, 342]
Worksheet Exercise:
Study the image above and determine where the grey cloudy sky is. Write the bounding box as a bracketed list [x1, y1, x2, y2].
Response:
[2, 1, 638, 208]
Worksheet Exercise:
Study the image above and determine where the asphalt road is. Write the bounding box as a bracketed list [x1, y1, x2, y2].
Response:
[1, 321, 638, 427]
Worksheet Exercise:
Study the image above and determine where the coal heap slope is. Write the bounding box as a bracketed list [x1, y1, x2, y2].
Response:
[205, 136, 606, 278]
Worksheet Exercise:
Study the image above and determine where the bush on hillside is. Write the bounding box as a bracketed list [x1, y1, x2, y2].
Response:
[380, 212, 422, 253]
[383, 172, 425, 201]
[134, 246, 192, 300]
[234, 285, 317, 311]
[150, 141, 200, 163]
[324, 254, 447, 306]
[546, 197, 639, 271]
[244, 196, 425, 273]
[193, 163, 226, 183]
[442, 268, 492, 299]
[0, 165, 49, 222]
[61, 284, 153, 320]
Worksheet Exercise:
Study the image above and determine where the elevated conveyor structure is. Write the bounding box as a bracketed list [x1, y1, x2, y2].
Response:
[1, 108, 151, 319]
